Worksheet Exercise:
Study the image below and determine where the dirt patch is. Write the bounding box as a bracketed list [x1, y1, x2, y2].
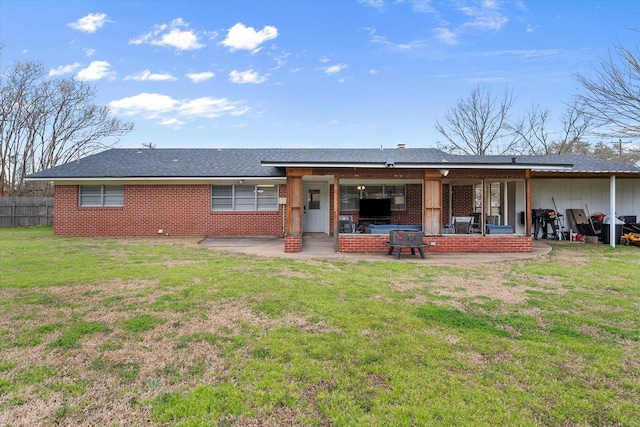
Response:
[421, 271, 530, 304]
[393, 262, 569, 305]
[539, 246, 593, 267]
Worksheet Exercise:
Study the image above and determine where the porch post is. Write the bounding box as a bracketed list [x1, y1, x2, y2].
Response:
[525, 170, 532, 237]
[423, 170, 443, 235]
[333, 176, 339, 251]
[610, 175, 616, 248]
[285, 168, 306, 237]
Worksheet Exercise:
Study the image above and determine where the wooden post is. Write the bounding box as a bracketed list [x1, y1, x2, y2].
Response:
[423, 170, 443, 235]
[286, 173, 303, 237]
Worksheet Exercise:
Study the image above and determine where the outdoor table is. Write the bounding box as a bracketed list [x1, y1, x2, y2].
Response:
[384, 229, 427, 259]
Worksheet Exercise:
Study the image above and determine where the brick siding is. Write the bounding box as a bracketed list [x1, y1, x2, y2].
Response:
[54, 182, 531, 254]
[54, 184, 286, 237]
[338, 234, 532, 254]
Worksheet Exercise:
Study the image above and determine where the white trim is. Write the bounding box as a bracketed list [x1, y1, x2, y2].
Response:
[25, 177, 286, 184]
[260, 162, 574, 171]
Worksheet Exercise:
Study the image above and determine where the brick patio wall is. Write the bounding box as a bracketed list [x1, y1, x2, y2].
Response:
[284, 236, 302, 253]
[338, 234, 532, 254]
[54, 184, 286, 237]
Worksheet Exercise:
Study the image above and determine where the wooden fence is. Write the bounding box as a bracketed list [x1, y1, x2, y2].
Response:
[0, 197, 54, 228]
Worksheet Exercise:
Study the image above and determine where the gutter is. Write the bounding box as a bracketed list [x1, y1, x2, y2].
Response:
[24, 176, 286, 182]
[260, 161, 575, 172]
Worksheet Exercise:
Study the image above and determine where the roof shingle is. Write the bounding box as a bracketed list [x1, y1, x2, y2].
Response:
[26, 148, 640, 180]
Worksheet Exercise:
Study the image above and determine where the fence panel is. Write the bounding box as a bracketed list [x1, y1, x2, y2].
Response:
[0, 197, 54, 228]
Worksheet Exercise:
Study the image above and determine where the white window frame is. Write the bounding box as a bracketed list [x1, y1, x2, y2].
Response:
[79, 185, 124, 207]
[211, 184, 279, 211]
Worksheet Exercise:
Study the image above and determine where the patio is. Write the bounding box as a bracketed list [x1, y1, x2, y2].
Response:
[198, 235, 552, 263]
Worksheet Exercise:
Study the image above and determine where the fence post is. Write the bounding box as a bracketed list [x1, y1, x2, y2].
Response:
[12, 203, 16, 228]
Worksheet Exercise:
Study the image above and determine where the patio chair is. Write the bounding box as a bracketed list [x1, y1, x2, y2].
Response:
[339, 215, 356, 233]
[453, 216, 472, 234]
[469, 213, 482, 233]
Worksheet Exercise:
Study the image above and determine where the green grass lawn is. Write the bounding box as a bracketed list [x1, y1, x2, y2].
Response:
[1, 227, 639, 426]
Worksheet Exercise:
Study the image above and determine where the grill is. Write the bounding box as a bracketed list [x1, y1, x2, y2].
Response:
[532, 209, 561, 239]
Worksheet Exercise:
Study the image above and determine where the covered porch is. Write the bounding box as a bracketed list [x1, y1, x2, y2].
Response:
[283, 166, 536, 254]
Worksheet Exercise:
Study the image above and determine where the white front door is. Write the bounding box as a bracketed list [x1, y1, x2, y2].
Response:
[303, 183, 327, 233]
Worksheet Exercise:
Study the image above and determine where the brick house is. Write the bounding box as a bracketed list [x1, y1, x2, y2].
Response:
[26, 147, 640, 253]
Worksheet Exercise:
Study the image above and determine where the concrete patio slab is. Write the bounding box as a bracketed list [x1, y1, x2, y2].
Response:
[198, 237, 552, 264]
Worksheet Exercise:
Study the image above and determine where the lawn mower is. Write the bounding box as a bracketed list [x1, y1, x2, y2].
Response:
[620, 223, 640, 246]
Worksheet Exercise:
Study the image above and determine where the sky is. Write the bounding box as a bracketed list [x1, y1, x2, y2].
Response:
[0, 0, 638, 150]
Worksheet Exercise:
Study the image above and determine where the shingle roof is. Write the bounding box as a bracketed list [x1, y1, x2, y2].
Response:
[25, 148, 640, 180]
[26, 149, 287, 179]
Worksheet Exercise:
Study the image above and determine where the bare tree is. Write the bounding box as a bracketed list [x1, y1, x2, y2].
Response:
[575, 42, 640, 138]
[508, 100, 594, 156]
[435, 85, 517, 155]
[551, 102, 594, 154]
[510, 104, 553, 155]
[0, 59, 134, 196]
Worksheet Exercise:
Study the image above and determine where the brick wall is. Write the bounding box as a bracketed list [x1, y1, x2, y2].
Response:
[284, 236, 302, 253]
[338, 234, 532, 253]
[451, 185, 474, 216]
[336, 183, 423, 230]
[54, 184, 286, 237]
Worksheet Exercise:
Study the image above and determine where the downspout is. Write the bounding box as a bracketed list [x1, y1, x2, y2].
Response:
[610, 175, 616, 248]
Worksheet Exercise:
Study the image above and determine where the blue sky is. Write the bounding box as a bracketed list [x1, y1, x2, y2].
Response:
[1, 0, 638, 149]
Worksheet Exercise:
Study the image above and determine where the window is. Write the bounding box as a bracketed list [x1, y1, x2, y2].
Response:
[79, 185, 124, 207]
[211, 184, 278, 211]
[339, 184, 406, 211]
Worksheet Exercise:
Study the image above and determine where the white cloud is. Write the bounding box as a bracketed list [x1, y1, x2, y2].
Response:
[220, 22, 278, 53]
[477, 49, 561, 58]
[48, 62, 82, 76]
[229, 69, 267, 84]
[76, 61, 115, 81]
[369, 68, 379, 75]
[160, 117, 186, 128]
[371, 35, 430, 52]
[357, 0, 385, 9]
[84, 48, 96, 57]
[108, 92, 249, 126]
[156, 28, 203, 50]
[130, 18, 204, 51]
[109, 93, 178, 118]
[272, 51, 290, 70]
[458, 4, 508, 31]
[124, 70, 177, 81]
[433, 27, 458, 45]
[410, 0, 435, 13]
[186, 71, 216, 83]
[483, 0, 498, 8]
[179, 97, 248, 118]
[323, 64, 347, 75]
[68, 13, 110, 33]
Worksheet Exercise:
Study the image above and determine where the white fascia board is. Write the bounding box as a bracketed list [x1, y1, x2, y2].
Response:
[261, 162, 383, 168]
[261, 162, 574, 171]
[26, 177, 286, 184]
